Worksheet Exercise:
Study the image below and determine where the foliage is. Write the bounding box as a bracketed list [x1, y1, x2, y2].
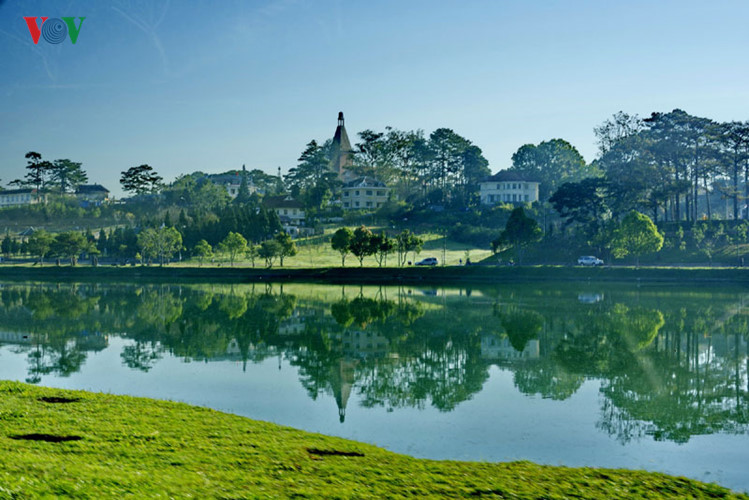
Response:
[492, 207, 542, 262]
[50, 231, 88, 266]
[371, 232, 394, 267]
[49, 159, 88, 194]
[258, 239, 282, 268]
[611, 211, 664, 263]
[350, 226, 376, 266]
[218, 232, 247, 267]
[274, 231, 297, 266]
[192, 239, 213, 266]
[331, 227, 353, 266]
[137, 227, 182, 266]
[509, 139, 592, 200]
[395, 229, 423, 267]
[121, 164, 163, 195]
[27, 229, 54, 264]
[284, 140, 339, 211]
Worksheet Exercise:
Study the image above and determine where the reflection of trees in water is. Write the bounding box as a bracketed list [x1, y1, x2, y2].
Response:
[2, 283, 748, 441]
[356, 346, 488, 412]
[513, 358, 583, 401]
[597, 313, 749, 444]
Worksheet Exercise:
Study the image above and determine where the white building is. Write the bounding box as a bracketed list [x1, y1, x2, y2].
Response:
[341, 177, 389, 210]
[0, 188, 46, 208]
[480, 171, 539, 205]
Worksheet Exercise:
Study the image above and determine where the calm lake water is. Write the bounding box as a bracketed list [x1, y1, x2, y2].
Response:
[1, 281, 747, 492]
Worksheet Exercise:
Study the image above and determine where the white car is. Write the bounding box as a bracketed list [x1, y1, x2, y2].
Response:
[577, 256, 603, 266]
[415, 257, 438, 266]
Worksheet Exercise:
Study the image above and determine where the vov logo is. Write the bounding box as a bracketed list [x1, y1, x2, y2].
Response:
[23, 17, 86, 45]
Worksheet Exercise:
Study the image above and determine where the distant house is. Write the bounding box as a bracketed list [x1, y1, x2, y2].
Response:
[0, 188, 46, 208]
[262, 195, 312, 237]
[206, 168, 258, 199]
[75, 184, 110, 205]
[341, 177, 389, 210]
[480, 171, 539, 205]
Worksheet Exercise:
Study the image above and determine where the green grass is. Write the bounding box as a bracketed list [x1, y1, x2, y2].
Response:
[0, 381, 745, 499]
[178, 230, 492, 268]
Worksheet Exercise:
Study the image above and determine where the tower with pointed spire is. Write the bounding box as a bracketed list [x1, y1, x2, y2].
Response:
[330, 111, 354, 179]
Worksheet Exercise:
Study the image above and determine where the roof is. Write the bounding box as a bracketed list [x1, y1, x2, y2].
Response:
[76, 184, 110, 194]
[262, 195, 304, 209]
[342, 176, 387, 188]
[0, 188, 37, 195]
[482, 170, 540, 183]
[332, 112, 353, 153]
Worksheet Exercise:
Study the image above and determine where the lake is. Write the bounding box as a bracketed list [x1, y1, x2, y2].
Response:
[0, 281, 747, 492]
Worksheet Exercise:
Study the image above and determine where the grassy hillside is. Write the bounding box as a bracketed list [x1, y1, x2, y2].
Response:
[0, 381, 745, 499]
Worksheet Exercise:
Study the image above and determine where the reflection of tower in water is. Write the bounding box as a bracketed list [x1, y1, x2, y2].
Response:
[329, 358, 357, 423]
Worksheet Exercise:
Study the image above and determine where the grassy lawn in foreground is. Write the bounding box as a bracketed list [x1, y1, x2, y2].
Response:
[0, 381, 745, 499]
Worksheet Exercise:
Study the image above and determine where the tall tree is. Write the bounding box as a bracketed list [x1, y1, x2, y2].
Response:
[27, 229, 54, 265]
[284, 140, 339, 210]
[331, 227, 353, 266]
[371, 232, 394, 267]
[14, 152, 53, 197]
[716, 121, 749, 220]
[350, 226, 376, 266]
[549, 178, 611, 239]
[395, 229, 423, 267]
[120, 164, 163, 195]
[594, 111, 644, 156]
[137, 227, 182, 266]
[218, 232, 247, 267]
[510, 139, 590, 201]
[258, 240, 282, 268]
[193, 239, 213, 266]
[492, 207, 542, 263]
[49, 159, 88, 194]
[234, 165, 252, 204]
[274, 231, 297, 267]
[611, 211, 664, 266]
[51, 232, 88, 266]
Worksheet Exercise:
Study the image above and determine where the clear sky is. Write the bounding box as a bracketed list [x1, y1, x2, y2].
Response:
[1, 0, 748, 198]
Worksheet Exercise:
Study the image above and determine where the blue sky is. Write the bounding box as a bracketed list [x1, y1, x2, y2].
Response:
[1, 0, 748, 197]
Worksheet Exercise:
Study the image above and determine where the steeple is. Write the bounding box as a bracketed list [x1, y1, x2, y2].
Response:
[331, 111, 353, 178]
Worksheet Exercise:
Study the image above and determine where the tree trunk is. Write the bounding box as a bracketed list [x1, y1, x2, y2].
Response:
[703, 175, 712, 220]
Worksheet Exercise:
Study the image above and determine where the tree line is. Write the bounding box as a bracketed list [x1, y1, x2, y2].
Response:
[330, 227, 423, 267]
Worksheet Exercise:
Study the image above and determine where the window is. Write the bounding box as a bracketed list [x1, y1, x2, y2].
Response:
[512, 194, 517, 201]
[283, 209, 288, 215]
[366, 190, 373, 196]
[524, 195, 529, 201]
[496, 184, 500, 190]
[377, 190, 384, 196]
[366, 201, 372, 207]
[344, 191, 349, 197]
[524, 183, 529, 190]
[355, 190, 360, 196]
[344, 202, 349, 208]
[355, 201, 360, 207]
[376, 202, 382, 207]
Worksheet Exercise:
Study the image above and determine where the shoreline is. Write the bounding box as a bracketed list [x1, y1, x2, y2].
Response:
[1, 381, 746, 498]
[2, 264, 749, 285]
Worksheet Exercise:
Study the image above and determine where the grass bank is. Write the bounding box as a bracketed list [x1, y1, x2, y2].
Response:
[0, 381, 745, 499]
[3, 264, 749, 286]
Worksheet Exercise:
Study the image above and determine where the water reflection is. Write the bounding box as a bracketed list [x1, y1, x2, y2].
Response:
[0, 282, 747, 443]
